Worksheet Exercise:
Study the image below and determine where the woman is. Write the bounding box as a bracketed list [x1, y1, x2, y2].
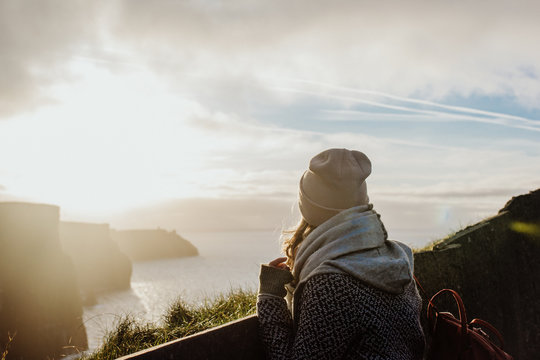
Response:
[257, 148, 425, 360]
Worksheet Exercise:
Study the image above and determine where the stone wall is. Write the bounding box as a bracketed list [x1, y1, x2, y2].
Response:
[0, 202, 88, 359]
[60, 221, 132, 299]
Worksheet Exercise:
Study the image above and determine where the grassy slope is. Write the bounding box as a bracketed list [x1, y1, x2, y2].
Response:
[83, 289, 257, 360]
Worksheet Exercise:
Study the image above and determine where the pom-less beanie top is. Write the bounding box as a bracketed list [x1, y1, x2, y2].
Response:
[298, 148, 372, 226]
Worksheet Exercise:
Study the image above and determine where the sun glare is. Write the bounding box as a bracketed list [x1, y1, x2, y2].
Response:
[0, 60, 221, 215]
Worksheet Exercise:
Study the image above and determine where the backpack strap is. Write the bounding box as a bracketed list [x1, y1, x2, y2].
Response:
[470, 318, 505, 349]
[413, 274, 438, 312]
[413, 274, 427, 298]
[414, 276, 468, 345]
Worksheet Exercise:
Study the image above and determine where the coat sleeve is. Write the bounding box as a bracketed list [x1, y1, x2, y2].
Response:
[257, 273, 364, 360]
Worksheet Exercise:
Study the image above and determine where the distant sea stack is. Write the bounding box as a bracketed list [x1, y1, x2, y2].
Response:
[110, 229, 198, 261]
[0, 202, 87, 359]
[60, 221, 132, 299]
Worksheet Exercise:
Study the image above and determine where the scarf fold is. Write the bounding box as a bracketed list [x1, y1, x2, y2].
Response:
[293, 205, 414, 295]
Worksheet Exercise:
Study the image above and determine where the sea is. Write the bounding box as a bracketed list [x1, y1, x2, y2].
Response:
[82, 229, 432, 353]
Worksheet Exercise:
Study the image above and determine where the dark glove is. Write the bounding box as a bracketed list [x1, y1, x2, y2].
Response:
[258, 264, 294, 298]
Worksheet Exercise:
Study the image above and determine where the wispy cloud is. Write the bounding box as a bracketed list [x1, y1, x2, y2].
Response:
[293, 79, 539, 123]
[3, 0, 540, 117]
[111, 0, 540, 109]
[272, 82, 540, 132]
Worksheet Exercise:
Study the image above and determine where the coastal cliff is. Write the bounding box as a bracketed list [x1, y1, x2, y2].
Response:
[0, 202, 87, 359]
[60, 221, 132, 298]
[110, 228, 198, 262]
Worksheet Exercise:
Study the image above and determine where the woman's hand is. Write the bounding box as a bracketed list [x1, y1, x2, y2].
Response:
[268, 257, 289, 270]
[259, 257, 293, 297]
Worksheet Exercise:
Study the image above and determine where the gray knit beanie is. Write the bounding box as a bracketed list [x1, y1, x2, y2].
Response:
[298, 148, 372, 226]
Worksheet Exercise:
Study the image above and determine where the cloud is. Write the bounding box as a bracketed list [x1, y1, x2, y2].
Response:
[276, 86, 540, 132]
[82, 197, 295, 233]
[0, 1, 105, 117]
[288, 80, 540, 130]
[109, 0, 540, 109]
[3, 0, 540, 118]
[92, 186, 534, 249]
[3, 80, 537, 247]
[1, 0, 539, 247]
[375, 186, 533, 201]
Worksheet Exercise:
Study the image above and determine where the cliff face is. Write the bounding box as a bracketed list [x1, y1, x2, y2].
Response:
[0, 202, 88, 359]
[60, 221, 132, 297]
[110, 229, 198, 262]
[414, 189, 540, 360]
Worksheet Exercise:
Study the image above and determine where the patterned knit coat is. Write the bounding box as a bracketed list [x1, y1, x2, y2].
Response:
[257, 271, 425, 359]
[257, 207, 425, 359]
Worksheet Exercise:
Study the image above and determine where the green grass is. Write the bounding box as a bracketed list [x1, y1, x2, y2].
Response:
[413, 227, 465, 252]
[83, 288, 257, 360]
[413, 236, 450, 252]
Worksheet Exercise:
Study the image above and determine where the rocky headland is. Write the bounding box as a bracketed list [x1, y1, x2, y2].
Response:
[110, 228, 198, 262]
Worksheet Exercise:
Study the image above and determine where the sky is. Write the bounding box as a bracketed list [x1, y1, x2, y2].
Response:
[1, 0, 539, 248]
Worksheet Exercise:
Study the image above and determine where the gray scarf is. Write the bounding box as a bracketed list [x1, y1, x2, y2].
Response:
[292, 205, 414, 304]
